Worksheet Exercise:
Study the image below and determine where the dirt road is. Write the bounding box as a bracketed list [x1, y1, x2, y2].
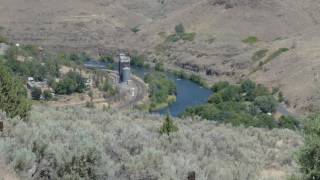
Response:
[116, 75, 148, 109]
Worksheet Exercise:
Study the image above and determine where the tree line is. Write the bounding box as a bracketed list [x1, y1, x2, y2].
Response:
[182, 80, 299, 129]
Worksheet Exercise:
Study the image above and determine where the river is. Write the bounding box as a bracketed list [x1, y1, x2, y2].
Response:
[84, 61, 212, 117]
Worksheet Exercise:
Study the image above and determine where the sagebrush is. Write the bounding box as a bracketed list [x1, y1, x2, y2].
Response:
[0, 107, 302, 180]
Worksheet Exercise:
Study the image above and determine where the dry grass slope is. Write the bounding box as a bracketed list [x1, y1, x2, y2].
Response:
[0, 107, 302, 180]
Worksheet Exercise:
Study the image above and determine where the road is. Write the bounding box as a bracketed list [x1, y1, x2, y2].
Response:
[106, 70, 148, 109]
[118, 74, 148, 109]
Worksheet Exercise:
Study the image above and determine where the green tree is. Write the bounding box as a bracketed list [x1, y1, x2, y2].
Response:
[208, 93, 224, 104]
[211, 81, 229, 93]
[182, 104, 221, 121]
[46, 58, 60, 78]
[278, 91, 285, 102]
[298, 115, 320, 180]
[160, 114, 178, 135]
[240, 79, 256, 101]
[131, 26, 140, 33]
[254, 95, 277, 113]
[31, 87, 42, 100]
[251, 114, 277, 129]
[175, 23, 185, 34]
[0, 63, 31, 119]
[69, 52, 89, 65]
[54, 71, 86, 95]
[5, 59, 48, 81]
[155, 62, 165, 72]
[219, 85, 242, 102]
[254, 84, 270, 97]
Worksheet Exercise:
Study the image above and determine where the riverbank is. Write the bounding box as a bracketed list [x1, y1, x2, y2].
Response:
[84, 60, 213, 117]
[143, 71, 177, 112]
[149, 95, 176, 112]
[138, 62, 209, 88]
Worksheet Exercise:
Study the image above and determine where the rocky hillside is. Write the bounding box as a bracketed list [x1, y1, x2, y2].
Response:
[1, 0, 320, 113]
[0, 107, 302, 180]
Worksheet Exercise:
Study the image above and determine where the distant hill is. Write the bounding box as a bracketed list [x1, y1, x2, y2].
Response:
[1, 0, 320, 113]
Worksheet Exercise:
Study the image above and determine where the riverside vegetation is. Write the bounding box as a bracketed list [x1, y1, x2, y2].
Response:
[182, 80, 299, 129]
[144, 72, 177, 111]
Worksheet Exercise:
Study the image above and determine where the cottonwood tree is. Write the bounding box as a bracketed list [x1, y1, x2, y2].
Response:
[0, 62, 31, 119]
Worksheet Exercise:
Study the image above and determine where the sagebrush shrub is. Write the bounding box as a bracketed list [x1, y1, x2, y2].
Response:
[0, 107, 303, 180]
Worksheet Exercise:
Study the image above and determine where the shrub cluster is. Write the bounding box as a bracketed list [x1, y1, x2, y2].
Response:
[242, 36, 258, 44]
[52, 71, 86, 95]
[252, 49, 268, 61]
[189, 74, 207, 87]
[130, 26, 140, 33]
[99, 55, 114, 63]
[155, 62, 165, 72]
[144, 72, 177, 110]
[252, 48, 290, 73]
[264, 48, 289, 64]
[166, 24, 196, 42]
[68, 52, 90, 65]
[131, 55, 145, 67]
